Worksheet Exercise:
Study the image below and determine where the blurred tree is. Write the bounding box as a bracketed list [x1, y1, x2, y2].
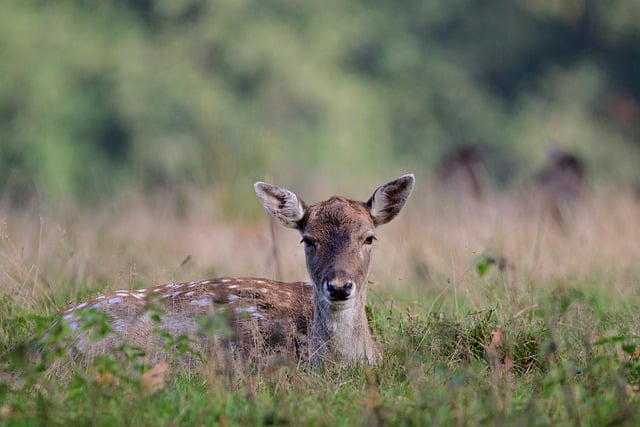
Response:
[0, 0, 639, 207]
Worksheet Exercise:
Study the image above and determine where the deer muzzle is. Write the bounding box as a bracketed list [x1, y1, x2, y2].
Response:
[323, 270, 355, 301]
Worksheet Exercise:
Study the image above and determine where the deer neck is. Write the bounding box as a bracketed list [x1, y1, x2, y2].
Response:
[310, 286, 380, 366]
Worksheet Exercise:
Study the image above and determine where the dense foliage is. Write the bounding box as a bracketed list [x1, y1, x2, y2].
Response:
[1, 0, 639, 205]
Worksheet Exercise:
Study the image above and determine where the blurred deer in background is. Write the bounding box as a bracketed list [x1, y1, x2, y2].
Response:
[438, 146, 488, 202]
[57, 174, 415, 367]
[534, 150, 586, 229]
[433, 145, 491, 224]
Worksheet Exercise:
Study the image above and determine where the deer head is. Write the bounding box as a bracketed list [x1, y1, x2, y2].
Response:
[254, 174, 414, 364]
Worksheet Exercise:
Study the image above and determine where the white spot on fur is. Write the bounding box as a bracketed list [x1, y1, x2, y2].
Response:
[189, 298, 210, 306]
[228, 285, 239, 289]
[95, 295, 106, 300]
[255, 279, 266, 284]
[189, 282, 199, 288]
[236, 306, 257, 314]
[260, 288, 268, 293]
[227, 294, 239, 301]
[184, 291, 195, 297]
[221, 278, 231, 283]
[108, 297, 123, 304]
[63, 315, 79, 331]
[112, 319, 128, 333]
[74, 302, 88, 310]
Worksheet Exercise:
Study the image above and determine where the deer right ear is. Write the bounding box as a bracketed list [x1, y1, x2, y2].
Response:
[254, 182, 306, 229]
[366, 173, 415, 227]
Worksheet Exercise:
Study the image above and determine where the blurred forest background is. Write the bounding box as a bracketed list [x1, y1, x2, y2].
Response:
[1, 0, 639, 216]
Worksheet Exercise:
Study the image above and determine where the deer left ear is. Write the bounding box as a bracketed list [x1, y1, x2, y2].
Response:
[366, 174, 415, 226]
[254, 182, 307, 229]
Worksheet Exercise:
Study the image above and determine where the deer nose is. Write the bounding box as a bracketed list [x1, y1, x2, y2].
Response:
[326, 280, 354, 301]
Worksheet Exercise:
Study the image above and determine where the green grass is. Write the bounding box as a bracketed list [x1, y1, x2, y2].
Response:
[1, 189, 639, 426]
[1, 281, 638, 426]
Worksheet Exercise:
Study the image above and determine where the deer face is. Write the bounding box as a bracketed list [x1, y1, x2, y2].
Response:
[254, 174, 415, 306]
[300, 198, 375, 304]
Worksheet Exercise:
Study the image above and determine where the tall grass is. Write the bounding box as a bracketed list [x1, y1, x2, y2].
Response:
[1, 179, 639, 425]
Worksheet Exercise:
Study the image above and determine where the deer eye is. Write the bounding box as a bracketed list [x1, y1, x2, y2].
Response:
[363, 235, 377, 246]
[300, 237, 316, 248]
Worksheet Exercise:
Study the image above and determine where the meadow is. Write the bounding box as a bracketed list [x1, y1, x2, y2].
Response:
[2, 1, 640, 425]
[1, 177, 639, 426]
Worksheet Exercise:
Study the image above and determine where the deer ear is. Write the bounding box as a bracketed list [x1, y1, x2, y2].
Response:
[254, 182, 306, 229]
[366, 174, 415, 226]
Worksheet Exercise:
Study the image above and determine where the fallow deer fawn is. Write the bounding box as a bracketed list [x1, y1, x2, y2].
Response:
[59, 174, 415, 366]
